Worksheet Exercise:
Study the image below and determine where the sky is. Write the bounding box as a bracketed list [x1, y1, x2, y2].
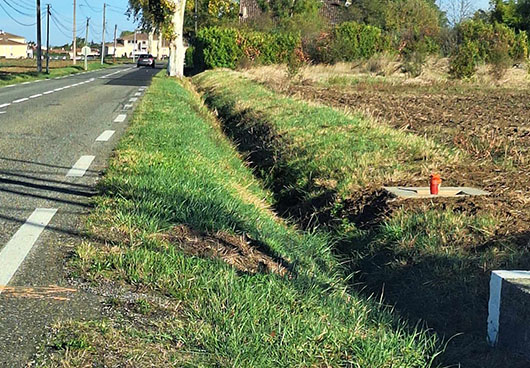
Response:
[0, 0, 137, 46]
[1, 0, 493, 46]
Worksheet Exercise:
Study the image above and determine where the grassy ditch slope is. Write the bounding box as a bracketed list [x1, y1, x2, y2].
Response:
[193, 70, 525, 367]
[38, 72, 438, 367]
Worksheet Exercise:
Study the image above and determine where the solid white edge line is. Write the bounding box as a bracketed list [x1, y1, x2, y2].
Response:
[95, 130, 115, 142]
[66, 155, 96, 177]
[114, 114, 127, 123]
[0, 208, 58, 291]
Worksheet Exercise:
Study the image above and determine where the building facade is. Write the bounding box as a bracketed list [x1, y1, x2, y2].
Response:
[106, 32, 170, 59]
[0, 31, 28, 59]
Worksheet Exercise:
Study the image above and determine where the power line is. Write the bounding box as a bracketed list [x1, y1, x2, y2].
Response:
[0, 0, 35, 26]
[7, 0, 34, 12]
[1, 0, 33, 17]
[82, 0, 101, 13]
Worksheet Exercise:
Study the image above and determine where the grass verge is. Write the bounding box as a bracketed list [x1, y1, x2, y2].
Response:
[0, 61, 114, 87]
[193, 70, 524, 367]
[36, 72, 439, 367]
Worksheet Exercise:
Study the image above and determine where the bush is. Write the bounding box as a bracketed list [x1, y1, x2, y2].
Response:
[195, 27, 241, 69]
[449, 41, 479, 79]
[306, 22, 389, 64]
[331, 22, 388, 61]
[489, 41, 512, 79]
[194, 27, 300, 70]
[457, 20, 526, 64]
[185, 46, 194, 70]
[511, 31, 529, 63]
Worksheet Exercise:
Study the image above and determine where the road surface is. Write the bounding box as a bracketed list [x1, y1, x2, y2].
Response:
[0, 65, 160, 367]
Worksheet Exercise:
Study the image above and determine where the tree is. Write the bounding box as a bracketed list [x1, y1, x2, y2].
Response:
[445, 0, 475, 26]
[128, 0, 187, 77]
[120, 30, 135, 37]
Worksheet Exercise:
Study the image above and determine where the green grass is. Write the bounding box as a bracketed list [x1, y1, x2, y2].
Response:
[192, 70, 526, 367]
[0, 61, 114, 87]
[37, 72, 440, 367]
[194, 70, 458, 199]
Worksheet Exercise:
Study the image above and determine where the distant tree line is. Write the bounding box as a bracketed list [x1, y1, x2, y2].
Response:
[139, 0, 530, 79]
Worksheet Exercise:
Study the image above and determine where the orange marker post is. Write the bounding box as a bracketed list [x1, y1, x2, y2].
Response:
[430, 174, 441, 195]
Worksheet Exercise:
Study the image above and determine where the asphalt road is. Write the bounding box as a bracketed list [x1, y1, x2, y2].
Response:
[0, 65, 160, 367]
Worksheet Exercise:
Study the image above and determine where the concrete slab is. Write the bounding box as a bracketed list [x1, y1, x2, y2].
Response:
[383, 186, 490, 199]
[488, 270, 530, 359]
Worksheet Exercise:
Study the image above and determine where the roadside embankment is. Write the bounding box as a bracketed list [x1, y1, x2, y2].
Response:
[193, 70, 525, 368]
[36, 72, 439, 367]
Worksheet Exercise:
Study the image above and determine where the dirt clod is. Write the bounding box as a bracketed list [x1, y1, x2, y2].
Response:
[160, 225, 288, 276]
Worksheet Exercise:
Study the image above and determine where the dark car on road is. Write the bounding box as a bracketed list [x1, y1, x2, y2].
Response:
[137, 54, 155, 68]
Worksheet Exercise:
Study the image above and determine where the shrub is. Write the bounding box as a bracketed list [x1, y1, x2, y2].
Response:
[511, 31, 529, 63]
[457, 20, 494, 62]
[457, 20, 525, 64]
[185, 46, 194, 70]
[489, 40, 512, 79]
[195, 27, 241, 69]
[306, 22, 389, 64]
[449, 41, 479, 79]
[195, 27, 300, 70]
[331, 22, 387, 61]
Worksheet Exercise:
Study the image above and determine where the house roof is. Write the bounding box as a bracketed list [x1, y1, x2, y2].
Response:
[0, 30, 24, 39]
[120, 32, 164, 41]
[0, 30, 27, 46]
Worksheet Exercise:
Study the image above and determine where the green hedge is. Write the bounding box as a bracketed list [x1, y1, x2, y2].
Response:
[194, 27, 300, 69]
[307, 22, 390, 64]
[457, 20, 528, 63]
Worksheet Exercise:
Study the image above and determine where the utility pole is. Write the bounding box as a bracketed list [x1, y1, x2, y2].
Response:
[113, 24, 117, 63]
[46, 4, 50, 74]
[194, 0, 198, 35]
[73, 0, 77, 64]
[100, 3, 106, 65]
[36, 0, 42, 72]
[84, 17, 89, 71]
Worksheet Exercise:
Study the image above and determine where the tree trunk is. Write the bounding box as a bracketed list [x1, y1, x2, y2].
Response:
[167, 0, 187, 77]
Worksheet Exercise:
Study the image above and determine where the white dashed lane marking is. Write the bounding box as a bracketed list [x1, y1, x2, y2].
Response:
[114, 114, 126, 123]
[123, 104, 133, 110]
[0, 208, 58, 292]
[13, 98, 29, 104]
[66, 156, 96, 177]
[129, 97, 137, 102]
[29, 94, 43, 99]
[96, 130, 115, 142]
[0, 103, 10, 108]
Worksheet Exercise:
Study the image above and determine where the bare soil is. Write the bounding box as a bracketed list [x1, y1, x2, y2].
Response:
[158, 225, 289, 276]
[274, 82, 530, 244]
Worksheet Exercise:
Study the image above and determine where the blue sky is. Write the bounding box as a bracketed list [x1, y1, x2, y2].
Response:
[1, 0, 492, 46]
[0, 0, 137, 46]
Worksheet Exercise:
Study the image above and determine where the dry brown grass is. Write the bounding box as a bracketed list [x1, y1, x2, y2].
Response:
[242, 55, 529, 89]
